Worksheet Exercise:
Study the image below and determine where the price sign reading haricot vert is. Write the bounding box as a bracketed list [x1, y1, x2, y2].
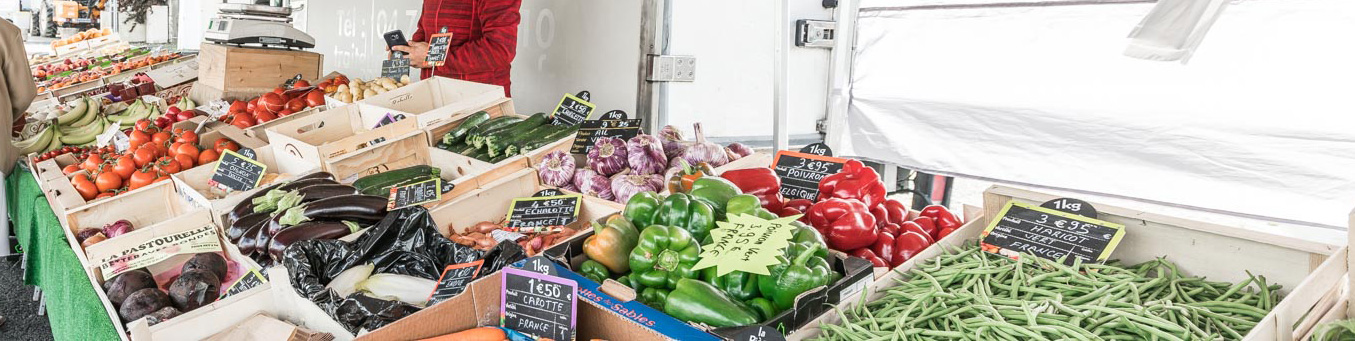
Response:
[692, 214, 800, 276]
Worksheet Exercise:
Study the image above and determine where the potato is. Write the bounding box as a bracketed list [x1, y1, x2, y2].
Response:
[335, 84, 349, 94]
[363, 89, 378, 98]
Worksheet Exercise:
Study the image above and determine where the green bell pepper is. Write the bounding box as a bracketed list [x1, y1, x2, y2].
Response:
[639, 287, 670, 310]
[701, 267, 760, 301]
[758, 243, 832, 310]
[689, 177, 741, 218]
[617, 273, 645, 292]
[792, 222, 829, 258]
[628, 225, 701, 291]
[623, 191, 663, 229]
[664, 278, 760, 328]
[654, 193, 716, 241]
[579, 260, 610, 283]
[724, 194, 763, 217]
[745, 297, 779, 321]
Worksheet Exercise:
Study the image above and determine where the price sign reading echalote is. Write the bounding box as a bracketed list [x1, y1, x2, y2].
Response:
[570, 110, 643, 154]
[209, 149, 267, 192]
[426, 28, 453, 65]
[771, 151, 848, 201]
[387, 178, 442, 210]
[427, 260, 484, 305]
[500, 268, 577, 341]
[981, 201, 1126, 265]
[220, 269, 267, 300]
[504, 194, 582, 230]
[550, 92, 595, 126]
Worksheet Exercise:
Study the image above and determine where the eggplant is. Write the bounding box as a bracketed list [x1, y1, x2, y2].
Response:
[227, 212, 270, 243]
[227, 178, 340, 224]
[267, 221, 360, 261]
[266, 213, 287, 237]
[277, 195, 389, 229]
[296, 184, 360, 204]
[249, 216, 273, 257]
[237, 219, 266, 256]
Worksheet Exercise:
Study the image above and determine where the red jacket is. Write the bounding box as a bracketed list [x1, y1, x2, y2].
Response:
[412, 0, 521, 97]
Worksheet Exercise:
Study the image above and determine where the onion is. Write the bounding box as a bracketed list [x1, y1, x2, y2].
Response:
[727, 142, 754, 159]
[576, 170, 614, 201]
[76, 228, 104, 243]
[103, 220, 134, 238]
[536, 151, 575, 187]
[680, 123, 729, 167]
[625, 134, 667, 175]
[611, 174, 664, 203]
[588, 137, 628, 176]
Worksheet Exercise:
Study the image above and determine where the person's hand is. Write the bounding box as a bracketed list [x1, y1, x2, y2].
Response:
[389, 42, 432, 68]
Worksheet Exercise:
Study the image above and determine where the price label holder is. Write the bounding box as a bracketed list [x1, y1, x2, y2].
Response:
[209, 149, 267, 192]
[426, 28, 454, 66]
[733, 326, 787, 341]
[387, 178, 442, 210]
[1042, 197, 1099, 219]
[981, 201, 1126, 265]
[693, 214, 799, 276]
[771, 151, 848, 201]
[504, 192, 582, 231]
[799, 142, 833, 156]
[570, 110, 643, 154]
[427, 260, 484, 305]
[220, 269, 268, 300]
[500, 268, 577, 341]
[550, 91, 595, 126]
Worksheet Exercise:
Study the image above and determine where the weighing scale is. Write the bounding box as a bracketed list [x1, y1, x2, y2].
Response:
[205, 3, 315, 49]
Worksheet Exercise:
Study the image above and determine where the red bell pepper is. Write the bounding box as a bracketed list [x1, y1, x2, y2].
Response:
[870, 204, 888, 228]
[780, 198, 814, 222]
[891, 230, 931, 267]
[883, 199, 908, 226]
[919, 205, 962, 239]
[871, 230, 896, 265]
[817, 160, 887, 208]
[880, 222, 901, 237]
[899, 221, 934, 244]
[911, 217, 938, 241]
[806, 198, 878, 251]
[937, 225, 960, 240]
[849, 248, 888, 268]
[720, 168, 784, 212]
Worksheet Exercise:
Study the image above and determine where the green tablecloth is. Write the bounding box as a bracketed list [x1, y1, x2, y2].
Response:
[7, 169, 121, 341]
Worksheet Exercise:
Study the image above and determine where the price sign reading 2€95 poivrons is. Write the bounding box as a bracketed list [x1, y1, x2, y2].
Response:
[692, 214, 800, 276]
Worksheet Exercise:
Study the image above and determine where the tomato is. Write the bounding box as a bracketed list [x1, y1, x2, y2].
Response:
[129, 167, 156, 190]
[229, 100, 247, 113]
[214, 139, 241, 154]
[133, 145, 159, 167]
[95, 192, 116, 199]
[248, 98, 258, 112]
[82, 153, 104, 173]
[273, 87, 284, 95]
[255, 110, 278, 123]
[128, 129, 150, 150]
[95, 171, 123, 192]
[293, 80, 311, 88]
[175, 154, 196, 170]
[317, 81, 331, 89]
[305, 90, 326, 108]
[112, 156, 136, 180]
[134, 119, 153, 132]
[231, 115, 256, 129]
[72, 174, 99, 200]
[286, 98, 306, 112]
[154, 156, 181, 174]
[62, 164, 81, 175]
[198, 149, 220, 165]
[174, 143, 200, 161]
[150, 131, 172, 147]
[260, 92, 286, 113]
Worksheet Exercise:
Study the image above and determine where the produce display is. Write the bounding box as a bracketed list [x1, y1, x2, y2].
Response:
[317, 74, 411, 103]
[448, 220, 580, 255]
[34, 51, 183, 93]
[51, 28, 115, 49]
[216, 84, 327, 129]
[436, 112, 581, 163]
[14, 96, 107, 156]
[534, 123, 754, 203]
[352, 165, 440, 196]
[60, 123, 243, 201]
[815, 242, 1283, 341]
[101, 252, 229, 326]
[223, 172, 377, 264]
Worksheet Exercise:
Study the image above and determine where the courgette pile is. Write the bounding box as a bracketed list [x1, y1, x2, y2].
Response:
[353, 165, 441, 196]
[435, 111, 579, 163]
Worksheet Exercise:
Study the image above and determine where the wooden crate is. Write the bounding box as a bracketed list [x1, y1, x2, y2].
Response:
[790, 185, 1347, 341]
[427, 167, 623, 238]
[171, 152, 315, 228]
[82, 210, 271, 341]
[197, 44, 322, 94]
[59, 181, 193, 267]
[1288, 211, 1355, 340]
[356, 76, 507, 128]
[264, 104, 424, 180]
[426, 109, 575, 198]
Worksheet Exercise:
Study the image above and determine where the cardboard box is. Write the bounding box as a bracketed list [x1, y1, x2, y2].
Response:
[356, 76, 507, 128]
[198, 44, 323, 94]
[82, 210, 272, 341]
[265, 104, 425, 181]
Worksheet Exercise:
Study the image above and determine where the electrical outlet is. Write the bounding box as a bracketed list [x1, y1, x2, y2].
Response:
[647, 55, 696, 82]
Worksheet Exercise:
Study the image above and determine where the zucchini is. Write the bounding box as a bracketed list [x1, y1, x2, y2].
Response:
[442, 111, 491, 145]
[470, 113, 547, 148]
[511, 126, 579, 155]
[439, 142, 468, 153]
[487, 124, 564, 158]
[352, 165, 440, 193]
[360, 174, 437, 196]
[466, 116, 522, 137]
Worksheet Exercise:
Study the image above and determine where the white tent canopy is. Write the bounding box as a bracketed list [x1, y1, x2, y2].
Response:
[829, 0, 1355, 229]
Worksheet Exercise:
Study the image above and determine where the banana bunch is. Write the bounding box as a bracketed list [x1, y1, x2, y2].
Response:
[108, 99, 158, 129]
[13, 122, 61, 156]
[14, 96, 107, 156]
[171, 96, 196, 112]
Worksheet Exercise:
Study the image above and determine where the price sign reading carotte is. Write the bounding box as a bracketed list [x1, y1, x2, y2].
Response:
[771, 151, 848, 201]
[692, 214, 799, 276]
[981, 201, 1126, 265]
[501, 268, 577, 341]
[209, 149, 267, 192]
[427, 260, 484, 305]
[387, 178, 442, 210]
[570, 110, 643, 154]
[550, 92, 596, 126]
[504, 194, 582, 230]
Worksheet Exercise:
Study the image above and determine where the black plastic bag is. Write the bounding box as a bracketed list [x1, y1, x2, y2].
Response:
[283, 206, 526, 333]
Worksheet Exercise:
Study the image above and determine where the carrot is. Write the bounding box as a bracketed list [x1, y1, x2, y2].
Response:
[419, 327, 507, 341]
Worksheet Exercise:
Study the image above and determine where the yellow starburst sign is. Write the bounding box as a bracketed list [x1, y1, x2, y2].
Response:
[691, 214, 800, 276]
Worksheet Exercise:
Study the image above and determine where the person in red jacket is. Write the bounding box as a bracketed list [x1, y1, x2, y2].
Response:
[391, 0, 522, 97]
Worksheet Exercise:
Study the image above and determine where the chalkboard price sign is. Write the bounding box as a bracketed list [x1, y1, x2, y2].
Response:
[550, 92, 595, 126]
[981, 201, 1126, 265]
[504, 194, 582, 230]
[209, 149, 268, 192]
[500, 268, 577, 341]
[428, 260, 484, 305]
[771, 151, 848, 201]
[381, 58, 410, 79]
[426, 28, 453, 65]
[220, 269, 267, 300]
[570, 110, 643, 154]
[387, 178, 442, 210]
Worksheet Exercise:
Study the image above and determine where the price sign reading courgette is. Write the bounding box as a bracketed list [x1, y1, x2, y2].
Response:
[550, 92, 595, 126]
[981, 201, 1126, 265]
[772, 151, 847, 201]
[209, 149, 267, 192]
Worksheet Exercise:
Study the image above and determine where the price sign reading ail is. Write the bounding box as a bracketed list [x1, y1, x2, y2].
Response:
[692, 214, 800, 276]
